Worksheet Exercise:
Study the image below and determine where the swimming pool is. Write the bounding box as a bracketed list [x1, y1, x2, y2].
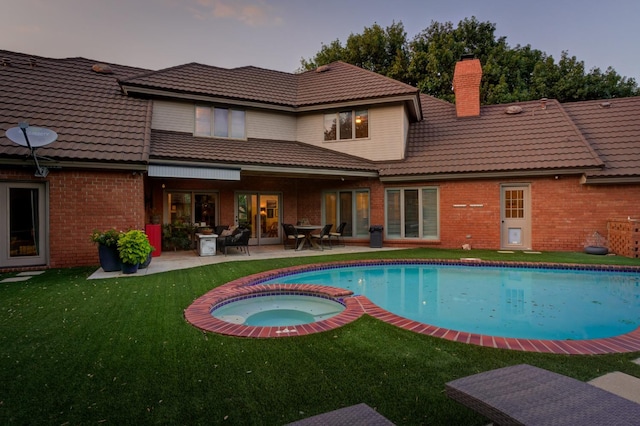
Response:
[184, 259, 640, 353]
[260, 263, 640, 341]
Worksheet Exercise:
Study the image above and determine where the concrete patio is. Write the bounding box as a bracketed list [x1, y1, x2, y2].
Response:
[88, 244, 402, 279]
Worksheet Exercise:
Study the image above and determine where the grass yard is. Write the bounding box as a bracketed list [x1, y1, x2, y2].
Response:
[1, 249, 640, 425]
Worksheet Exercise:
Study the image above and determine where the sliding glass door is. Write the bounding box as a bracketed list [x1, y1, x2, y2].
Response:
[0, 182, 48, 267]
[235, 192, 281, 245]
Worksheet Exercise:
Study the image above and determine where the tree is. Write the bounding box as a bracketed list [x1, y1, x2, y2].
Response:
[301, 18, 639, 104]
[299, 21, 410, 81]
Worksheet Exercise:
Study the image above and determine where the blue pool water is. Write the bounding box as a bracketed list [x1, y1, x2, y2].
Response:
[212, 294, 345, 326]
[261, 264, 640, 340]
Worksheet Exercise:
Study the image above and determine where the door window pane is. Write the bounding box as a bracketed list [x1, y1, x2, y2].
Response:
[324, 192, 337, 228]
[168, 192, 192, 224]
[505, 190, 524, 219]
[386, 190, 401, 237]
[404, 189, 419, 237]
[195, 194, 216, 227]
[9, 188, 39, 257]
[422, 188, 438, 238]
[355, 191, 369, 236]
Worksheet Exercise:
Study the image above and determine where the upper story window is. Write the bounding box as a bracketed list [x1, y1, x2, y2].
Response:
[195, 106, 246, 139]
[323, 109, 368, 141]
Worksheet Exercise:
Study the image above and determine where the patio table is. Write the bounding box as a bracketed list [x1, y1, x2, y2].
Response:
[294, 225, 322, 250]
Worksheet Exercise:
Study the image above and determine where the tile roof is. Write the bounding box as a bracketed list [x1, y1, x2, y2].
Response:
[295, 61, 419, 107]
[120, 63, 299, 107]
[379, 95, 605, 179]
[562, 97, 640, 180]
[150, 129, 379, 174]
[0, 50, 151, 165]
[120, 61, 419, 109]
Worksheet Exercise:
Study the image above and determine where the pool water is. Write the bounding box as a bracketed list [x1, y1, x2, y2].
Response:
[212, 294, 345, 326]
[261, 264, 640, 340]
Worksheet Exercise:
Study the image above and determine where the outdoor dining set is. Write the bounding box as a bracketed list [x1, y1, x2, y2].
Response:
[282, 222, 346, 251]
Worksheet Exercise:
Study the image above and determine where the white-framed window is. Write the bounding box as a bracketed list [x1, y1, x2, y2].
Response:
[323, 109, 368, 141]
[322, 189, 370, 237]
[385, 187, 439, 239]
[195, 106, 245, 139]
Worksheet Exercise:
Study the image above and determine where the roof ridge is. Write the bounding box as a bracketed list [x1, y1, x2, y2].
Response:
[554, 99, 605, 168]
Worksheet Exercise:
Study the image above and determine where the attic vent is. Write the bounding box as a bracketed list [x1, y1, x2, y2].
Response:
[28, 57, 37, 67]
[2, 58, 11, 66]
[599, 102, 612, 108]
[505, 105, 523, 115]
[315, 64, 330, 73]
[92, 63, 114, 74]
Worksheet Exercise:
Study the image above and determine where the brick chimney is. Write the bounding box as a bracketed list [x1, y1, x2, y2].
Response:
[453, 57, 482, 117]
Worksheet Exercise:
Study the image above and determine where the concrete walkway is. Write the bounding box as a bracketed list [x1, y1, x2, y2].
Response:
[88, 244, 401, 279]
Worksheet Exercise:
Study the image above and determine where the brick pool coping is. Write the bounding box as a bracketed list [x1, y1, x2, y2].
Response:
[184, 259, 640, 354]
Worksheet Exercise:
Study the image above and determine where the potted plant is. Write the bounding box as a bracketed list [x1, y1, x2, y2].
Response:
[117, 229, 153, 274]
[90, 228, 123, 272]
[584, 230, 608, 255]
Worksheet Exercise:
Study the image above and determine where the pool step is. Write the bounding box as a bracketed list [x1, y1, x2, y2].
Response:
[589, 372, 640, 404]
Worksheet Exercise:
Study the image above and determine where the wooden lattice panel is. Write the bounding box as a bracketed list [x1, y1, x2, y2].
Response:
[608, 219, 640, 258]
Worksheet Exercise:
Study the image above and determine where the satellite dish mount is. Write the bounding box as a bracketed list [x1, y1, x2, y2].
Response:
[5, 122, 58, 178]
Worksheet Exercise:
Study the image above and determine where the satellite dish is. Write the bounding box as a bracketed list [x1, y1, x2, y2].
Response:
[5, 125, 58, 147]
[5, 122, 57, 177]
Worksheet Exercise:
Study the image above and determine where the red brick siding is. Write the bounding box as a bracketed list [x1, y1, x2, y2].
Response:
[1, 168, 144, 268]
[50, 170, 145, 268]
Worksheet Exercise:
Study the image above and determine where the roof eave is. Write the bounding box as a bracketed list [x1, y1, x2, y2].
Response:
[580, 175, 640, 185]
[379, 168, 602, 183]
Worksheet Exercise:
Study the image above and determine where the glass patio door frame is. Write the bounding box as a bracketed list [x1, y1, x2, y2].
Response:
[0, 181, 48, 268]
[234, 192, 281, 245]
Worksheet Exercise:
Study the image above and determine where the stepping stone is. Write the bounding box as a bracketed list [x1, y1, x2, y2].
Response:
[1, 276, 32, 283]
[589, 371, 640, 404]
[17, 271, 45, 276]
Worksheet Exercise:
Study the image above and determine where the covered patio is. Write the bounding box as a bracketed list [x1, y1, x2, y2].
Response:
[88, 244, 401, 279]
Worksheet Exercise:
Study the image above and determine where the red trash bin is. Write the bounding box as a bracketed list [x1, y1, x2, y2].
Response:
[145, 224, 162, 257]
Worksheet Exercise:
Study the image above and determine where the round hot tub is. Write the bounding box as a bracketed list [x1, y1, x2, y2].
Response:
[212, 293, 346, 327]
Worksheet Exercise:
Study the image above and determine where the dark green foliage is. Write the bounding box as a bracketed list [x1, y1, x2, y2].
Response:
[301, 17, 639, 104]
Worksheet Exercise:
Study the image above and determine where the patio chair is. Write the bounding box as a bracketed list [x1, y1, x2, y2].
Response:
[282, 223, 305, 250]
[445, 364, 640, 425]
[217, 227, 251, 256]
[329, 222, 347, 246]
[311, 223, 333, 250]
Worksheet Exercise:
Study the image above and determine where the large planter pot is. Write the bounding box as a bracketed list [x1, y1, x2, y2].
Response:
[585, 246, 608, 255]
[98, 244, 122, 272]
[121, 262, 139, 274]
[139, 252, 152, 269]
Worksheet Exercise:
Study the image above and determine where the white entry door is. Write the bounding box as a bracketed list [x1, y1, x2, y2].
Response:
[500, 185, 531, 250]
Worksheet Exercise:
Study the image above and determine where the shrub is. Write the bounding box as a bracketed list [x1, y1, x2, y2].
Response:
[117, 229, 153, 265]
[90, 228, 122, 248]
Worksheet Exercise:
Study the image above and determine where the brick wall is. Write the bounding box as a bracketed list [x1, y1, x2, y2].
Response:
[51, 170, 145, 267]
[1, 168, 145, 269]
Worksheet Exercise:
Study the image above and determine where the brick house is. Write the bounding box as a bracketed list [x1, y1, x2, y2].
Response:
[1, 50, 639, 269]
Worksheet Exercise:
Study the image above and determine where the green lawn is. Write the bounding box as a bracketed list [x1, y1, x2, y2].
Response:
[1, 249, 640, 425]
